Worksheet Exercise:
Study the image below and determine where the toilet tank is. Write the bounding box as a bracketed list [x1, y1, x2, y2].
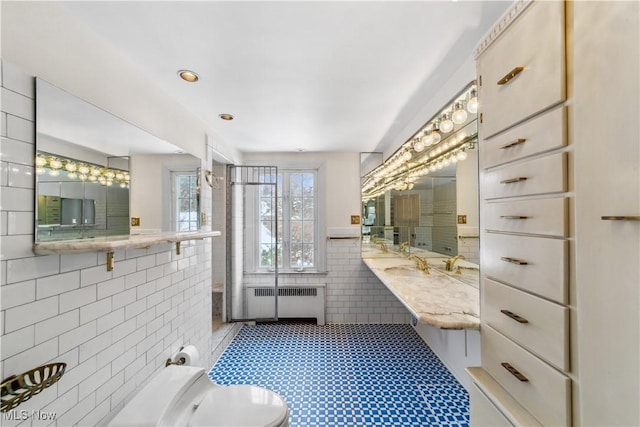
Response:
[108, 365, 205, 426]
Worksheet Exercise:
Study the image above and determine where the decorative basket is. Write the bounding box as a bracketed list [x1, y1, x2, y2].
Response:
[1, 363, 66, 412]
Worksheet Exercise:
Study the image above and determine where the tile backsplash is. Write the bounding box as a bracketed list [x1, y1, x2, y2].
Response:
[0, 60, 214, 426]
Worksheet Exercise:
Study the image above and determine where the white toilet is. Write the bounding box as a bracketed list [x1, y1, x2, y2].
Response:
[109, 365, 289, 427]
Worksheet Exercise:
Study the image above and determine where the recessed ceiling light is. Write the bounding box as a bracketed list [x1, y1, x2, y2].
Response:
[218, 114, 234, 121]
[178, 70, 199, 82]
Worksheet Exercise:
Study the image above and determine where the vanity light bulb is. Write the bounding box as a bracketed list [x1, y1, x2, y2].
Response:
[413, 139, 426, 153]
[467, 97, 478, 114]
[105, 170, 116, 179]
[65, 162, 77, 172]
[402, 151, 412, 161]
[49, 169, 60, 177]
[452, 102, 468, 124]
[440, 113, 454, 133]
[429, 164, 437, 172]
[106, 180, 113, 186]
[430, 129, 441, 145]
[36, 167, 46, 175]
[115, 172, 125, 181]
[79, 174, 88, 181]
[67, 172, 77, 179]
[35, 156, 47, 167]
[436, 162, 444, 170]
[78, 165, 90, 174]
[91, 168, 101, 177]
[456, 150, 468, 161]
[421, 132, 433, 147]
[88, 175, 98, 182]
[120, 182, 127, 188]
[49, 159, 62, 169]
[443, 157, 451, 167]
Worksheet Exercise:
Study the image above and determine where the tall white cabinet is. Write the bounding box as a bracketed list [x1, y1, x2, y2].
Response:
[468, 1, 639, 426]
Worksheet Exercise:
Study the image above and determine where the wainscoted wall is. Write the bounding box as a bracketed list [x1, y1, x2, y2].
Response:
[1, 60, 216, 426]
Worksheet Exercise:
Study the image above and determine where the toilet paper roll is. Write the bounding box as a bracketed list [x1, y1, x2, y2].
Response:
[174, 345, 200, 366]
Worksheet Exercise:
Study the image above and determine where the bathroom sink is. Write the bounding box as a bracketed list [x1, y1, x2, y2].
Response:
[432, 262, 480, 288]
[383, 266, 429, 278]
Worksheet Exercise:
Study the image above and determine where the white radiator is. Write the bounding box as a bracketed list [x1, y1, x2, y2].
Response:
[246, 284, 326, 325]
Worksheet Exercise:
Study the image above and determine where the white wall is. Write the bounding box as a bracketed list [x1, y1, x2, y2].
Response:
[1, 61, 216, 426]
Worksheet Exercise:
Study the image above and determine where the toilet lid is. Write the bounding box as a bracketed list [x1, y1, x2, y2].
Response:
[188, 385, 288, 427]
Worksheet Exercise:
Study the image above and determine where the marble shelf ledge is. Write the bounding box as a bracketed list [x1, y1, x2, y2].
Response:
[34, 230, 221, 254]
[362, 250, 480, 330]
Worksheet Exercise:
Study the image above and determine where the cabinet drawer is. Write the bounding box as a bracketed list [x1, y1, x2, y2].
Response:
[482, 326, 571, 427]
[481, 107, 566, 169]
[482, 152, 566, 200]
[483, 197, 568, 237]
[478, 1, 566, 137]
[483, 233, 567, 304]
[470, 383, 513, 427]
[484, 278, 569, 371]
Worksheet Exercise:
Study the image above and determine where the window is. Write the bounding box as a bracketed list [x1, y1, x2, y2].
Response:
[259, 170, 317, 271]
[172, 171, 199, 231]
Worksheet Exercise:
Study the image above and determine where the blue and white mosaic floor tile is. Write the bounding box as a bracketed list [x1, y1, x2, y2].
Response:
[208, 322, 469, 427]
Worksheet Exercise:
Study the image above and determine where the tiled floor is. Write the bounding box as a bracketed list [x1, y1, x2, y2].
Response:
[208, 322, 469, 427]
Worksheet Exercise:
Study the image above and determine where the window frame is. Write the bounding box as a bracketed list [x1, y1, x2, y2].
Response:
[253, 167, 325, 274]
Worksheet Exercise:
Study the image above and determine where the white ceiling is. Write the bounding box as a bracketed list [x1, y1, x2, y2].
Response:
[55, 1, 510, 155]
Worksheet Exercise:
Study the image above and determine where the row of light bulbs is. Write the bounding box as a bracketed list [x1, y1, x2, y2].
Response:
[36, 153, 130, 188]
[362, 82, 478, 199]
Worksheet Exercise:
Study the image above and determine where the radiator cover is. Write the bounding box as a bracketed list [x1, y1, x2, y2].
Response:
[246, 284, 326, 325]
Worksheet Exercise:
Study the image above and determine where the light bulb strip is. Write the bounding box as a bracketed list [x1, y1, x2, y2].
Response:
[36, 151, 130, 186]
[362, 136, 476, 197]
[363, 80, 477, 186]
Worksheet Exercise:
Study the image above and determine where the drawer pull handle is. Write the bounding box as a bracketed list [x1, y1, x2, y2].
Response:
[501, 362, 529, 382]
[497, 66, 525, 85]
[499, 138, 527, 149]
[500, 177, 528, 184]
[601, 216, 640, 221]
[500, 215, 529, 220]
[501, 256, 529, 265]
[500, 309, 529, 324]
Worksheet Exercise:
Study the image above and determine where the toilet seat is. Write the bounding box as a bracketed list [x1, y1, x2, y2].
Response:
[189, 385, 288, 427]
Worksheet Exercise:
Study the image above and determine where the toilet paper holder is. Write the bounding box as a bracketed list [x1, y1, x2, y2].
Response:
[165, 346, 186, 367]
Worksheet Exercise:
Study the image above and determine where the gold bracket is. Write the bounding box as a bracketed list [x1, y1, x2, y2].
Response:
[176, 242, 181, 255]
[106, 252, 115, 271]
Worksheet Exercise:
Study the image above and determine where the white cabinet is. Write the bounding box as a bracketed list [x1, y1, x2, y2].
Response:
[477, 0, 565, 138]
[471, 1, 572, 425]
[470, 1, 640, 426]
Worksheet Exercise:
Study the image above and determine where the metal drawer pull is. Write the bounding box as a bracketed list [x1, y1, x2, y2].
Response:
[497, 66, 525, 85]
[500, 177, 528, 184]
[500, 215, 529, 220]
[501, 256, 529, 265]
[501, 362, 529, 382]
[601, 216, 640, 221]
[501, 309, 529, 324]
[499, 138, 527, 149]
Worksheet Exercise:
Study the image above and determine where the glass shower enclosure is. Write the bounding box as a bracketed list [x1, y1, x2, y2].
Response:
[226, 165, 279, 322]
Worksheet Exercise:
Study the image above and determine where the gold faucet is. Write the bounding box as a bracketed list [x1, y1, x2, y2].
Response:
[445, 255, 466, 272]
[409, 255, 429, 274]
[399, 241, 410, 256]
[377, 241, 388, 253]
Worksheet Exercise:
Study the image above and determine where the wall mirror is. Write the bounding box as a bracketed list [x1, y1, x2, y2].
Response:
[35, 78, 200, 242]
[361, 81, 479, 262]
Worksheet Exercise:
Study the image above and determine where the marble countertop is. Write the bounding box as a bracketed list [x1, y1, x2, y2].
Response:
[362, 246, 480, 330]
[33, 230, 221, 254]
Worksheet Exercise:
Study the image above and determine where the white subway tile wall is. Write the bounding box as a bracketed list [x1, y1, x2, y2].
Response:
[242, 238, 411, 324]
[0, 60, 215, 426]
